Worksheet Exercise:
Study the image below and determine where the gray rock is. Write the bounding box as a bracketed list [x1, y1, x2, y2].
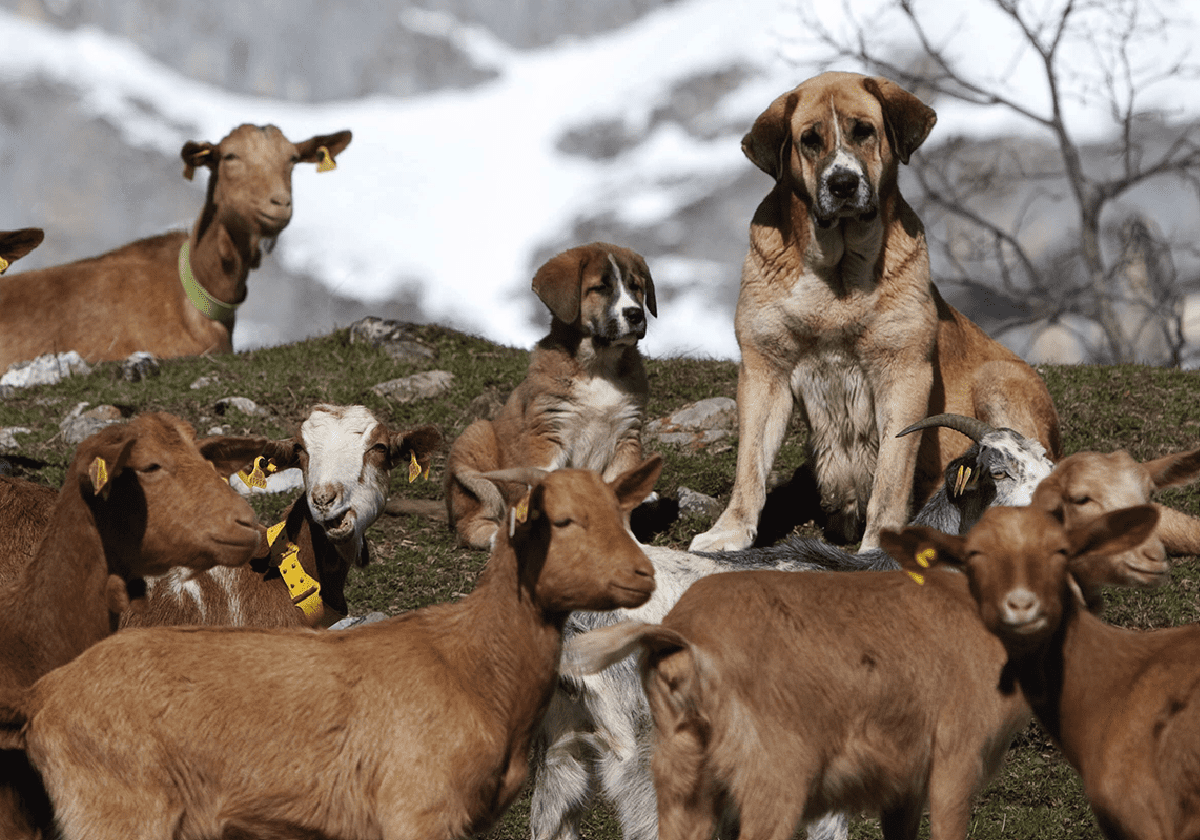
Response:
[60, 403, 123, 446]
[121, 351, 160, 382]
[373, 370, 455, 403]
[189, 375, 219, 390]
[329, 611, 390, 630]
[349, 317, 436, 363]
[0, 351, 91, 391]
[0, 427, 31, 451]
[677, 485, 724, 519]
[644, 397, 737, 449]
[214, 396, 267, 417]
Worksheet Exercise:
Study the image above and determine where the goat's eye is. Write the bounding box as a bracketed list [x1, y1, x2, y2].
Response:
[800, 129, 822, 152]
[553, 518, 573, 528]
[991, 470, 1007, 481]
[1068, 495, 1091, 506]
[139, 463, 162, 474]
[222, 152, 238, 162]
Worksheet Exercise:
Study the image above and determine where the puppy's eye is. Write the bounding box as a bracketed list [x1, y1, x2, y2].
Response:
[800, 129, 822, 152]
[850, 122, 875, 142]
[1068, 495, 1092, 506]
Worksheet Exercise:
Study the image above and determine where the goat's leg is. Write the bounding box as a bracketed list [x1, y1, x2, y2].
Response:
[802, 812, 849, 840]
[529, 694, 597, 840]
[597, 721, 656, 840]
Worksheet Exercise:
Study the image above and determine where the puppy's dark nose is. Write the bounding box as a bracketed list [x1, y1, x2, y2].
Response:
[827, 169, 859, 200]
[623, 307, 644, 326]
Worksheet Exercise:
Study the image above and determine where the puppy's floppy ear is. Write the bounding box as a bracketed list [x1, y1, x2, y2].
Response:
[532, 247, 588, 324]
[862, 77, 937, 165]
[630, 250, 657, 318]
[742, 91, 797, 180]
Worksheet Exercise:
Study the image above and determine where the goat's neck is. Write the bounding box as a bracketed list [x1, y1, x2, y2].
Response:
[1016, 601, 1178, 779]
[457, 534, 565, 724]
[187, 209, 263, 327]
[9, 488, 114, 680]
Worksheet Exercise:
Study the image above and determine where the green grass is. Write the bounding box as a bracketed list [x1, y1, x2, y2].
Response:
[4, 329, 1200, 840]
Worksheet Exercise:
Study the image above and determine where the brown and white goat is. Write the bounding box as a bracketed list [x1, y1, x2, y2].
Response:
[0, 125, 351, 368]
[4, 458, 661, 840]
[0, 413, 268, 839]
[886, 504, 1197, 840]
[123, 405, 442, 629]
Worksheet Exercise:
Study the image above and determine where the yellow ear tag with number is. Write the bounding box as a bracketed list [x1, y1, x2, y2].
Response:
[89, 456, 110, 498]
[316, 146, 337, 173]
[907, 570, 926, 586]
[0, 256, 9, 275]
[917, 548, 935, 568]
[408, 451, 421, 483]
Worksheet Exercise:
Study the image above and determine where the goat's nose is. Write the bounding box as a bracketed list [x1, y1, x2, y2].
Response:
[1003, 589, 1040, 624]
[310, 485, 339, 512]
[270, 192, 292, 209]
[826, 169, 859, 199]
[623, 307, 644, 326]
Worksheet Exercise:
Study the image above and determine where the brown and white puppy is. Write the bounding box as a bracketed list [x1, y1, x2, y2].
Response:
[445, 242, 657, 549]
[690, 71, 1060, 553]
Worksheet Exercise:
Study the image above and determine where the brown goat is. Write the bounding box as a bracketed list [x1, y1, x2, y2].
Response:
[0, 125, 351, 368]
[123, 406, 441, 629]
[6, 458, 661, 840]
[0, 228, 43, 275]
[0, 413, 268, 839]
[1035, 447, 1200, 563]
[887, 504, 1196, 840]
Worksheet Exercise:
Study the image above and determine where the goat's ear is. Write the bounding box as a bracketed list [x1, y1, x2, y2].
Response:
[862, 76, 937, 165]
[294, 130, 353, 167]
[196, 436, 282, 476]
[1143, 447, 1200, 491]
[742, 90, 795, 180]
[180, 140, 218, 181]
[1067, 504, 1160, 559]
[532, 247, 586, 324]
[880, 526, 966, 585]
[609, 455, 663, 513]
[0, 227, 43, 267]
[389, 424, 443, 478]
[79, 432, 136, 498]
[1030, 473, 1066, 521]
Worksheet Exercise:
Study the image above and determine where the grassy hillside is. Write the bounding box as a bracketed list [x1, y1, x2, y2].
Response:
[3, 324, 1199, 839]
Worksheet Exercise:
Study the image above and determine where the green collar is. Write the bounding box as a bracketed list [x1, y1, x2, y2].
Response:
[178, 240, 238, 322]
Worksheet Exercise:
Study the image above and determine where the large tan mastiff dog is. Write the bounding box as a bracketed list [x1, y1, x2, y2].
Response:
[690, 72, 1060, 553]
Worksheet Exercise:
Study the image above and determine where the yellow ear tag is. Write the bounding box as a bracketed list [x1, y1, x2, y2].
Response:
[237, 456, 277, 489]
[917, 548, 935, 569]
[0, 256, 9, 275]
[408, 451, 421, 484]
[316, 146, 336, 173]
[907, 570, 926, 586]
[514, 492, 531, 524]
[953, 465, 972, 497]
[89, 456, 110, 497]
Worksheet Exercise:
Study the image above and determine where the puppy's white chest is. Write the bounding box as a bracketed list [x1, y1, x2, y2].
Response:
[557, 377, 640, 472]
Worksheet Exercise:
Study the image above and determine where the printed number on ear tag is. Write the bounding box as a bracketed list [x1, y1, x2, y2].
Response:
[916, 548, 935, 569]
[316, 146, 337, 173]
[238, 456, 276, 489]
[907, 570, 926, 586]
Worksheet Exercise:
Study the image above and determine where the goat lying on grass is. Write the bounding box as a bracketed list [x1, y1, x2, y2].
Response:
[123, 405, 441, 629]
[0, 413, 268, 839]
[0, 125, 351, 368]
[4, 458, 661, 840]
[886, 503, 1191, 840]
[531, 413, 1052, 840]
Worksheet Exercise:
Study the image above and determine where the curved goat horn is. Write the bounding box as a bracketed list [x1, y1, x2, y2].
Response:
[896, 413, 998, 443]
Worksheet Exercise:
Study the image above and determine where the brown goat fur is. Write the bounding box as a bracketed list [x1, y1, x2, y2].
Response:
[8, 458, 662, 840]
[0, 413, 268, 839]
[886, 504, 1200, 840]
[0, 125, 350, 368]
[567, 567, 1031, 840]
[445, 243, 655, 549]
[123, 409, 442, 630]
